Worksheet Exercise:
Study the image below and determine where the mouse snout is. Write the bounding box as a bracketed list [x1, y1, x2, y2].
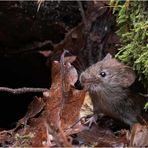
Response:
[80, 72, 92, 84]
[80, 74, 87, 85]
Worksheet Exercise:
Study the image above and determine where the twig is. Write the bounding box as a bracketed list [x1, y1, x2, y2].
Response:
[60, 50, 69, 113]
[37, 0, 44, 12]
[77, 1, 87, 29]
[0, 87, 48, 95]
[139, 93, 148, 97]
[0, 40, 52, 56]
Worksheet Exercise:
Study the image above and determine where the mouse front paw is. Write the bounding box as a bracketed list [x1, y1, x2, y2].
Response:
[82, 114, 98, 127]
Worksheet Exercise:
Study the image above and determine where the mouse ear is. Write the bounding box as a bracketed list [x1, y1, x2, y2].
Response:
[103, 53, 112, 61]
[121, 66, 136, 87]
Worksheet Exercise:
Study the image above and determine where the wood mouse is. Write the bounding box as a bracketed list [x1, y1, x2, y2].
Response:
[80, 53, 147, 127]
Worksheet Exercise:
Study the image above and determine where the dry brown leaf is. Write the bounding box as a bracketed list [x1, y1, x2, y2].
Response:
[53, 23, 85, 55]
[0, 132, 13, 147]
[27, 116, 72, 147]
[64, 56, 76, 64]
[13, 117, 61, 147]
[44, 61, 62, 128]
[60, 88, 86, 130]
[25, 97, 45, 119]
[13, 118, 49, 147]
[80, 91, 93, 118]
[74, 124, 127, 147]
[30, 118, 50, 147]
[44, 56, 85, 130]
[16, 97, 45, 129]
[129, 123, 148, 146]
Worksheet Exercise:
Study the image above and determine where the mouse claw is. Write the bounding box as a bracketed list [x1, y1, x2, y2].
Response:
[84, 114, 98, 128]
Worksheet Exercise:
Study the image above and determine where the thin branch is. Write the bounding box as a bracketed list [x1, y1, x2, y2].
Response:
[0, 40, 52, 56]
[59, 50, 69, 117]
[77, 1, 87, 28]
[139, 93, 148, 97]
[0, 87, 48, 95]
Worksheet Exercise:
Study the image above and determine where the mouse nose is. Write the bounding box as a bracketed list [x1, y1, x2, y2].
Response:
[80, 74, 86, 84]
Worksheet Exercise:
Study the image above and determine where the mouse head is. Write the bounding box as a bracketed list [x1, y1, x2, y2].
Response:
[80, 54, 136, 90]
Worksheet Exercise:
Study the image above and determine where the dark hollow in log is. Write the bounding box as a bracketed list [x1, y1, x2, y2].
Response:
[0, 52, 51, 129]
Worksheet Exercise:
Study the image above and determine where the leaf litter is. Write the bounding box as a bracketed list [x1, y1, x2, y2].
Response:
[1, 49, 148, 147]
[0, 1, 148, 147]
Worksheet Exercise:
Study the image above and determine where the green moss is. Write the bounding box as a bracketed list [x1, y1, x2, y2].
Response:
[110, 0, 148, 109]
[110, 1, 148, 84]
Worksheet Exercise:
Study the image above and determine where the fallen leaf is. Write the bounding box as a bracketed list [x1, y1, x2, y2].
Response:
[80, 91, 93, 118]
[60, 88, 86, 130]
[30, 118, 50, 147]
[129, 123, 148, 146]
[15, 96, 45, 130]
[44, 61, 62, 128]
[44, 53, 85, 130]
[73, 124, 127, 147]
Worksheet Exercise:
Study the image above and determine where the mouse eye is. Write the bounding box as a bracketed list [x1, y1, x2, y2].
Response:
[100, 72, 106, 77]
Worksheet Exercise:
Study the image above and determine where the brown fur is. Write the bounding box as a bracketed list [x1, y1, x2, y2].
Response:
[80, 54, 146, 126]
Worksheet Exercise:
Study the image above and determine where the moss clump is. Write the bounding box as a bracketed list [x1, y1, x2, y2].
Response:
[110, 0, 148, 87]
